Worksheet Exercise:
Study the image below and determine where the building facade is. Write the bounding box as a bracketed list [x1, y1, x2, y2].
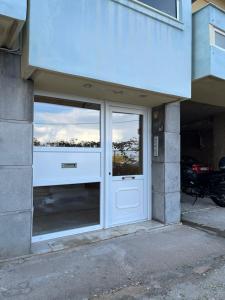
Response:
[191, 0, 225, 169]
[0, 0, 192, 258]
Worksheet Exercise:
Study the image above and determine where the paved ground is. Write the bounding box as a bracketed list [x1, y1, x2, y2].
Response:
[32, 220, 164, 255]
[96, 257, 225, 300]
[1, 225, 225, 299]
[181, 193, 216, 213]
[181, 194, 225, 236]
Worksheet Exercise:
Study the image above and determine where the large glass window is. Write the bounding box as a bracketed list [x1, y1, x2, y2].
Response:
[112, 112, 143, 176]
[33, 183, 100, 236]
[34, 98, 101, 148]
[137, 0, 178, 18]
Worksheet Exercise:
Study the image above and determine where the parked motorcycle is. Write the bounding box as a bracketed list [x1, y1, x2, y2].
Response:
[181, 156, 225, 207]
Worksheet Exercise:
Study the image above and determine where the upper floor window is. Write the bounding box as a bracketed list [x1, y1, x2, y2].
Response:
[210, 25, 225, 51]
[136, 0, 178, 18]
[215, 31, 225, 50]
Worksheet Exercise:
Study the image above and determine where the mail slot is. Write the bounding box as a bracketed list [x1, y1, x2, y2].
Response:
[61, 163, 77, 169]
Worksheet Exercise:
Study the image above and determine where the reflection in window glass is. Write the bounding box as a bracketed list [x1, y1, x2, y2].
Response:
[112, 112, 143, 176]
[34, 99, 100, 147]
[33, 183, 100, 236]
[137, 0, 177, 18]
[215, 31, 225, 50]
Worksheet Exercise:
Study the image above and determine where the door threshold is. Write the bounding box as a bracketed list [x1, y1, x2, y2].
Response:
[32, 220, 167, 255]
[32, 224, 102, 243]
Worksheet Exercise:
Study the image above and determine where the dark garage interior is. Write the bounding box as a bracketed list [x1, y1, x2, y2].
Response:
[181, 100, 225, 212]
[181, 101, 225, 170]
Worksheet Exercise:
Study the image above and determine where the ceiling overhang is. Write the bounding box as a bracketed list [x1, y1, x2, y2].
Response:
[31, 69, 183, 108]
[0, 14, 24, 48]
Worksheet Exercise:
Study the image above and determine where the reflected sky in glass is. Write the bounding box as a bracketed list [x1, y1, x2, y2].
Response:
[34, 101, 100, 147]
[112, 113, 140, 143]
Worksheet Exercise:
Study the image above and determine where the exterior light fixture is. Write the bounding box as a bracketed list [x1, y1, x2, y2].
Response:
[113, 90, 123, 95]
[83, 83, 92, 88]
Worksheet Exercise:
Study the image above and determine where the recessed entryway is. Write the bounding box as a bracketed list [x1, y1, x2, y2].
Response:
[32, 95, 151, 242]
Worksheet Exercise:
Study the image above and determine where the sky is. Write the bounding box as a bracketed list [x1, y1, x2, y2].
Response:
[34, 102, 142, 146]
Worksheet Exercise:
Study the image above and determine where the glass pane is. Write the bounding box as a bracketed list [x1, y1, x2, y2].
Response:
[138, 0, 177, 18]
[215, 31, 225, 50]
[112, 112, 143, 176]
[34, 99, 100, 147]
[33, 183, 100, 236]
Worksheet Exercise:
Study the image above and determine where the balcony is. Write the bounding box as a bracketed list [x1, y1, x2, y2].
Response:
[192, 4, 225, 107]
[22, 0, 191, 106]
[0, 0, 26, 48]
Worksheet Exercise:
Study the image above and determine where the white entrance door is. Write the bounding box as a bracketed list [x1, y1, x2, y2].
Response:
[107, 106, 148, 227]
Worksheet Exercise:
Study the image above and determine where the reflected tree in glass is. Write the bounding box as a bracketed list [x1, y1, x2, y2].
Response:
[112, 113, 143, 176]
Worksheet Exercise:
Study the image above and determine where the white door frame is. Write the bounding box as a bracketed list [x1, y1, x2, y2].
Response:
[104, 102, 151, 228]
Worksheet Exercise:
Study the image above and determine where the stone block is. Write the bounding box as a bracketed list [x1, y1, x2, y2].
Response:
[0, 52, 20, 78]
[165, 163, 180, 193]
[0, 211, 32, 258]
[165, 192, 181, 224]
[165, 132, 180, 163]
[0, 167, 32, 213]
[152, 192, 165, 223]
[165, 102, 180, 133]
[0, 77, 33, 121]
[0, 121, 32, 166]
[152, 162, 165, 193]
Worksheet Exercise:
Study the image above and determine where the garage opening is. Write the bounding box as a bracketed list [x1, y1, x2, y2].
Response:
[181, 100, 225, 214]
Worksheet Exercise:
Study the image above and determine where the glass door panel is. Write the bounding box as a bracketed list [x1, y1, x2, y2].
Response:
[112, 112, 143, 176]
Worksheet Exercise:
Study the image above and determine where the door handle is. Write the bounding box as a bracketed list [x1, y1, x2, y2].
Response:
[122, 176, 135, 180]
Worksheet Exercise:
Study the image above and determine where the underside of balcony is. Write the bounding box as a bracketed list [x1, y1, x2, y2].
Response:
[192, 76, 225, 107]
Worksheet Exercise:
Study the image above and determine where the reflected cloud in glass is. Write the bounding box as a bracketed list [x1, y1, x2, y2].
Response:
[34, 100, 101, 147]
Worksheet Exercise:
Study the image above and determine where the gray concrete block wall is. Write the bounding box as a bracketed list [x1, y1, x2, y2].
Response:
[0, 52, 33, 259]
[152, 102, 181, 224]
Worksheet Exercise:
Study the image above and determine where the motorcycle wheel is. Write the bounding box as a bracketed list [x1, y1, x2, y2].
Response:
[211, 195, 225, 207]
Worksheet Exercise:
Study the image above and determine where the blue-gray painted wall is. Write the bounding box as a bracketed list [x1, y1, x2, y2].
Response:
[193, 4, 225, 81]
[0, 0, 26, 21]
[27, 0, 192, 99]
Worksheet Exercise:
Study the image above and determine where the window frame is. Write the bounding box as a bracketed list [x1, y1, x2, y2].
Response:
[32, 93, 105, 243]
[133, 0, 180, 20]
[210, 24, 225, 51]
[113, 0, 184, 30]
